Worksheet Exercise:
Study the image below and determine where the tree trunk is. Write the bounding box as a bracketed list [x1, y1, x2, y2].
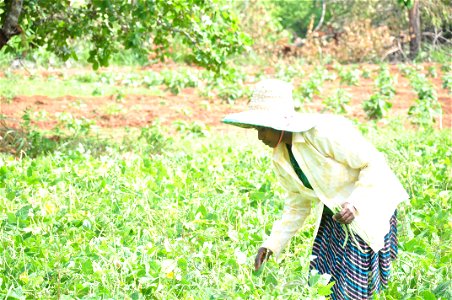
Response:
[313, 0, 326, 33]
[408, 0, 420, 60]
[0, 0, 24, 50]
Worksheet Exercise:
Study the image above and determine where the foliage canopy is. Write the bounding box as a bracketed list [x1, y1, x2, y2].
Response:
[0, 0, 251, 71]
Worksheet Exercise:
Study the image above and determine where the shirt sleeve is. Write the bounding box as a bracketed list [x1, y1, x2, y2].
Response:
[261, 169, 312, 258]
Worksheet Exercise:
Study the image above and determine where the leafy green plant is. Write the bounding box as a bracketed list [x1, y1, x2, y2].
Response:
[376, 129, 451, 299]
[397, 64, 413, 77]
[173, 120, 209, 138]
[0, 123, 450, 298]
[408, 85, 442, 127]
[91, 86, 105, 96]
[406, 72, 443, 127]
[375, 65, 397, 99]
[142, 71, 163, 87]
[322, 89, 351, 114]
[362, 65, 396, 119]
[308, 270, 335, 298]
[361, 68, 372, 79]
[53, 113, 96, 137]
[440, 63, 451, 73]
[217, 83, 251, 103]
[102, 103, 125, 116]
[74, 73, 99, 83]
[120, 73, 142, 87]
[337, 66, 361, 86]
[137, 121, 170, 154]
[275, 64, 305, 82]
[294, 66, 329, 104]
[198, 84, 216, 100]
[295, 80, 319, 104]
[426, 65, 438, 78]
[162, 69, 199, 95]
[442, 72, 452, 93]
[0, 86, 16, 103]
[1, 1, 251, 73]
[363, 94, 393, 119]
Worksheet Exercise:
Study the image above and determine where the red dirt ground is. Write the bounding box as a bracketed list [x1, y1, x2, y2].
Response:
[0, 63, 451, 134]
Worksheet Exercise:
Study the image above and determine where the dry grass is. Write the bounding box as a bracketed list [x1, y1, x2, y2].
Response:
[0, 117, 30, 156]
[281, 19, 395, 63]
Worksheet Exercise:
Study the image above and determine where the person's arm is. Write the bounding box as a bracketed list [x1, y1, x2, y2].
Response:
[259, 190, 311, 261]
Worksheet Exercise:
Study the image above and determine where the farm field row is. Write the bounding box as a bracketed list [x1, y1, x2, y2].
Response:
[1, 62, 450, 132]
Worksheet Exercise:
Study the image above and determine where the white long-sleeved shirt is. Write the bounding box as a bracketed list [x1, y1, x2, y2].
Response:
[261, 115, 409, 257]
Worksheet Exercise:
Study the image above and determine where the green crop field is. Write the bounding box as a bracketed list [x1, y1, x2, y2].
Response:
[0, 120, 450, 299]
[1, 1, 451, 299]
[1, 60, 451, 299]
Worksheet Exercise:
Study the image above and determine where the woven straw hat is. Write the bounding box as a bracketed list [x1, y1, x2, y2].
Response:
[222, 79, 316, 132]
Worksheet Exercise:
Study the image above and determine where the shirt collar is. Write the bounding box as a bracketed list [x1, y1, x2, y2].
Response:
[273, 132, 306, 162]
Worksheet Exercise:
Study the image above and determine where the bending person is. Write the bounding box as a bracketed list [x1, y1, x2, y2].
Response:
[222, 79, 409, 300]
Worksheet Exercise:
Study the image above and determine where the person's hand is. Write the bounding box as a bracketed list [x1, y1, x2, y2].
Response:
[333, 202, 356, 224]
[254, 247, 273, 271]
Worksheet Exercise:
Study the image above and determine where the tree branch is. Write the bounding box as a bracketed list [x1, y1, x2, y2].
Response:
[156, 19, 197, 45]
[0, 0, 24, 50]
[313, 0, 326, 33]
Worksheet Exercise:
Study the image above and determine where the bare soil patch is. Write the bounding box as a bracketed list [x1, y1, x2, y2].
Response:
[1, 63, 450, 133]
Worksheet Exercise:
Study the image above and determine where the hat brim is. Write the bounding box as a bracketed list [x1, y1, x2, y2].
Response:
[222, 111, 316, 132]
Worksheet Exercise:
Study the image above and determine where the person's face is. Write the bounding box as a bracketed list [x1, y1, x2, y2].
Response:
[256, 127, 282, 148]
